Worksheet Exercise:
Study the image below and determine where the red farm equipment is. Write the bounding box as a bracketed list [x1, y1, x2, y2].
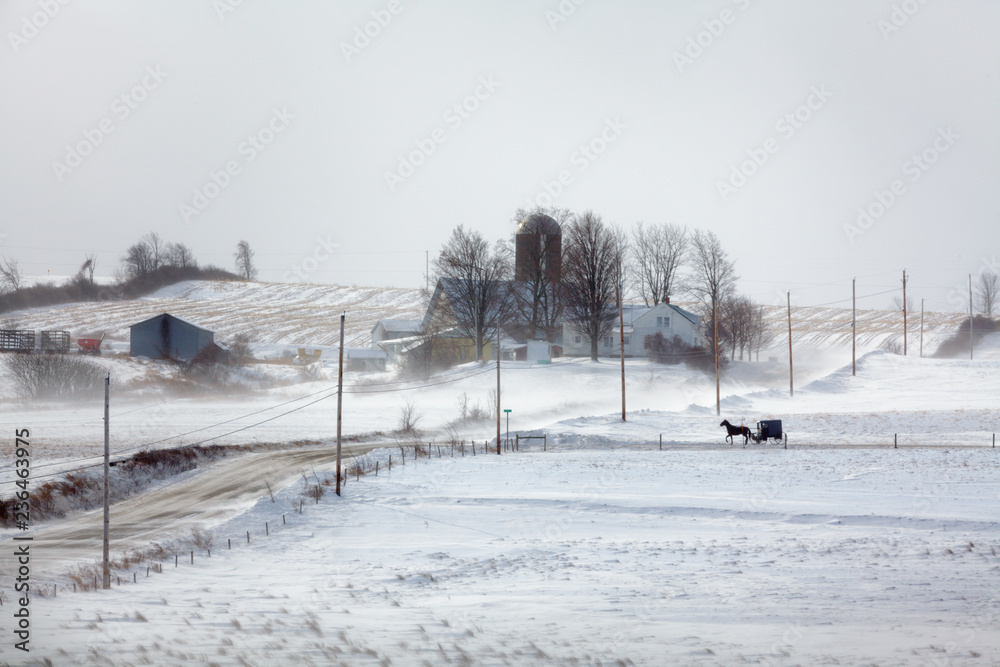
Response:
[77, 333, 105, 355]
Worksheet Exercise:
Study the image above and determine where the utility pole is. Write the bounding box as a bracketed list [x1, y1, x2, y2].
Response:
[102, 373, 110, 590]
[619, 289, 626, 422]
[902, 269, 908, 356]
[496, 324, 501, 455]
[787, 291, 793, 397]
[969, 274, 974, 360]
[852, 278, 856, 377]
[336, 313, 345, 496]
[714, 299, 720, 416]
[920, 298, 924, 358]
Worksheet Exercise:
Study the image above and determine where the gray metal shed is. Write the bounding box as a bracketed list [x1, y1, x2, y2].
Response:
[129, 313, 214, 361]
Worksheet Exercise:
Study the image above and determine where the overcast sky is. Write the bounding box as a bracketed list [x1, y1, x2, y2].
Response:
[1, 0, 997, 311]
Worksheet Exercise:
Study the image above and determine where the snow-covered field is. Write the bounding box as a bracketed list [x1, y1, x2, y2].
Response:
[0, 280, 429, 349]
[17, 448, 1000, 665]
[1, 281, 998, 665]
[0, 278, 967, 353]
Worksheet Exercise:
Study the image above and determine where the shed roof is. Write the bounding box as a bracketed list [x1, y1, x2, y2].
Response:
[129, 312, 213, 334]
[374, 319, 424, 334]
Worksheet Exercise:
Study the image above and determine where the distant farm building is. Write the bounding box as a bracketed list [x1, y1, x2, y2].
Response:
[129, 313, 215, 362]
[561, 302, 703, 359]
[371, 319, 423, 347]
[515, 213, 561, 284]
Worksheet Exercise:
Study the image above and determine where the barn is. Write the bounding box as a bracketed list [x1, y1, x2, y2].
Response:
[129, 313, 215, 361]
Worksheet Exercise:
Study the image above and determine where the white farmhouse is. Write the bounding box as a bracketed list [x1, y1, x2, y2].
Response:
[561, 302, 703, 358]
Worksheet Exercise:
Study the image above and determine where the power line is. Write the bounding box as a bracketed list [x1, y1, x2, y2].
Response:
[0, 364, 503, 485]
[802, 287, 900, 309]
[3, 383, 342, 481]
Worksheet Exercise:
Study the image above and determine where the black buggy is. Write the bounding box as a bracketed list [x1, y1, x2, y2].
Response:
[752, 419, 787, 445]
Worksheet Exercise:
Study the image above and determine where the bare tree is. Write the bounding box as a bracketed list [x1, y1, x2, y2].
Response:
[688, 229, 738, 412]
[632, 222, 688, 306]
[234, 240, 257, 281]
[121, 241, 154, 279]
[71, 256, 95, 287]
[562, 211, 622, 361]
[142, 232, 165, 272]
[0, 256, 23, 293]
[719, 295, 746, 361]
[720, 294, 772, 361]
[228, 333, 254, 366]
[688, 230, 738, 315]
[747, 301, 776, 362]
[431, 225, 512, 360]
[167, 242, 196, 268]
[975, 271, 1000, 317]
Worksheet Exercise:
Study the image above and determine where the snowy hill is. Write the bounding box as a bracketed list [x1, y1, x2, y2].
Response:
[1, 280, 429, 348]
[1, 279, 968, 356]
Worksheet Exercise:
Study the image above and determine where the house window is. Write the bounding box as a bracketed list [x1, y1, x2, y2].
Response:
[604, 336, 613, 348]
[623, 336, 630, 346]
[664, 317, 670, 328]
[656, 316, 663, 327]
[574, 335, 582, 344]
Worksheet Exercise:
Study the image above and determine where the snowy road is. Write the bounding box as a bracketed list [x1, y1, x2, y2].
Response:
[2, 443, 376, 581]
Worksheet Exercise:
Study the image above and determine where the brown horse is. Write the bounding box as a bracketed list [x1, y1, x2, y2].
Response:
[720, 419, 751, 445]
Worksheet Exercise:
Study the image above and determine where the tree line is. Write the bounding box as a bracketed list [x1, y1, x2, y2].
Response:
[0, 234, 257, 314]
[428, 206, 774, 365]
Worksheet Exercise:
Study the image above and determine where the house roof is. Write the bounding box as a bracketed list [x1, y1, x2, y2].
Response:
[129, 312, 213, 334]
[422, 278, 509, 330]
[666, 303, 701, 327]
[373, 319, 424, 335]
[619, 302, 701, 327]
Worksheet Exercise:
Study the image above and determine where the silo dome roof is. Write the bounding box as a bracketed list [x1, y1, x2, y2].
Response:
[517, 213, 561, 236]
